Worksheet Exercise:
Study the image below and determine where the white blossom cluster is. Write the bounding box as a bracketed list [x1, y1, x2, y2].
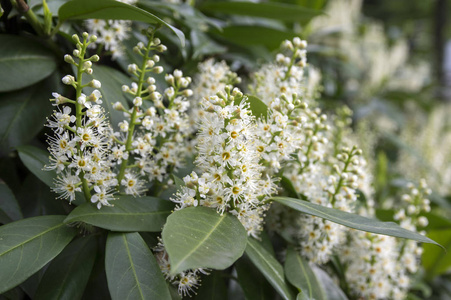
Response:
[250, 38, 370, 264]
[341, 180, 430, 299]
[114, 38, 192, 187]
[84, 0, 137, 59]
[45, 33, 117, 208]
[171, 87, 277, 237]
[45, 31, 192, 207]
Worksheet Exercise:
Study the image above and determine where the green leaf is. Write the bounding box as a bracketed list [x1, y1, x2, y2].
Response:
[296, 291, 310, 300]
[247, 96, 268, 120]
[0, 215, 77, 294]
[58, 0, 185, 46]
[285, 246, 324, 299]
[214, 25, 297, 49]
[245, 238, 296, 300]
[35, 236, 97, 300]
[64, 195, 173, 232]
[200, 1, 322, 23]
[83, 65, 131, 131]
[272, 196, 442, 247]
[0, 77, 55, 155]
[423, 229, 451, 278]
[162, 206, 247, 275]
[235, 255, 276, 300]
[0, 181, 23, 224]
[311, 265, 348, 300]
[171, 174, 185, 191]
[105, 232, 171, 300]
[194, 270, 227, 300]
[0, 35, 57, 92]
[17, 145, 55, 188]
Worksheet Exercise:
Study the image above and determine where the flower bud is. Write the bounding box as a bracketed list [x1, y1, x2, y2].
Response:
[128, 64, 138, 73]
[152, 66, 164, 74]
[113, 102, 124, 111]
[133, 97, 142, 107]
[89, 54, 100, 62]
[156, 45, 167, 52]
[165, 74, 175, 85]
[62, 75, 75, 85]
[64, 54, 75, 64]
[72, 34, 80, 43]
[183, 89, 193, 97]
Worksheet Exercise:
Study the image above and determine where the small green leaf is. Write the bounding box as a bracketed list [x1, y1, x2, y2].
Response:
[64, 195, 173, 232]
[0, 181, 23, 223]
[271, 196, 442, 247]
[105, 232, 171, 300]
[171, 174, 185, 191]
[83, 65, 130, 131]
[200, 1, 322, 23]
[0, 215, 77, 294]
[247, 95, 268, 120]
[17, 145, 55, 188]
[162, 206, 247, 275]
[0, 35, 57, 92]
[194, 270, 227, 300]
[214, 25, 297, 49]
[58, 0, 185, 46]
[245, 238, 296, 300]
[423, 229, 451, 278]
[35, 236, 97, 300]
[285, 246, 325, 299]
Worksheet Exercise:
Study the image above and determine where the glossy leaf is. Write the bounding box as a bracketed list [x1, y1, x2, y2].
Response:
[0, 77, 55, 155]
[58, 0, 185, 46]
[214, 25, 297, 49]
[35, 236, 97, 300]
[162, 206, 247, 275]
[17, 145, 55, 187]
[285, 246, 325, 299]
[245, 238, 296, 300]
[272, 196, 442, 247]
[83, 65, 131, 131]
[423, 229, 451, 278]
[200, 1, 322, 22]
[0, 215, 77, 294]
[105, 232, 171, 300]
[64, 195, 173, 232]
[0, 181, 22, 224]
[0, 35, 57, 92]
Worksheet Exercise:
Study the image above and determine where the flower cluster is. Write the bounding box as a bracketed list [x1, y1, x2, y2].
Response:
[172, 87, 277, 237]
[341, 180, 430, 299]
[45, 33, 117, 208]
[112, 34, 192, 188]
[84, 0, 137, 59]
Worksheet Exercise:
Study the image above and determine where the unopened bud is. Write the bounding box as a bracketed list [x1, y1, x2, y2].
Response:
[89, 79, 101, 88]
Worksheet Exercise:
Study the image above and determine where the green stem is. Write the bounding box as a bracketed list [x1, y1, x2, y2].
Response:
[11, 0, 45, 36]
[74, 36, 91, 202]
[117, 32, 155, 186]
[330, 147, 355, 206]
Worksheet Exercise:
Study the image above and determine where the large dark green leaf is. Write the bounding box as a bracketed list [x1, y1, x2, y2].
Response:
[214, 25, 297, 49]
[35, 236, 97, 300]
[284, 246, 325, 299]
[17, 145, 55, 188]
[271, 196, 441, 247]
[423, 229, 451, 278]
[83, 65, 131, 131]
[245, 238, 296, 300]
[64, 195, 173, 232]
[236, 255, 276, 300]
[0, 215, 77, 294]
[200, 1, 321, 22]
[162, 206, 247, 275]
[0, 181, 22, 224]
[194, 270, 227, 300]
[105, 232, 171, 300]
[0, 35, 57, 92]
[58, 0, 185, 46]
[0, 77, 55, 155]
